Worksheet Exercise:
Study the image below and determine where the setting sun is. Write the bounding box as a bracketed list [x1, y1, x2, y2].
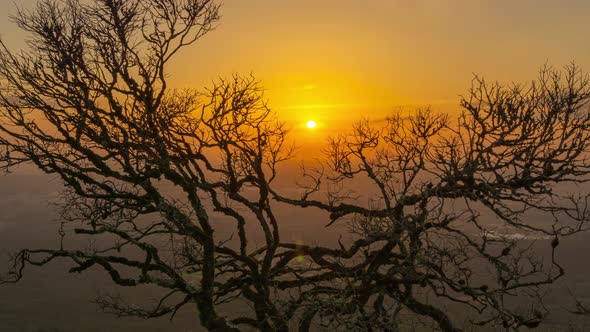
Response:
[306, 120, 317, 129]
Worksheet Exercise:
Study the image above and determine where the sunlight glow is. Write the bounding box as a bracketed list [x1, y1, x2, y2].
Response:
[306, 120, 317, 129]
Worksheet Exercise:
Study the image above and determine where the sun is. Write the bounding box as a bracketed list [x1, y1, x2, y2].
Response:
[306, 120, 317, 129]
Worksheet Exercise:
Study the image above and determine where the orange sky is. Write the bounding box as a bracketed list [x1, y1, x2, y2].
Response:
[1, 0, 590, 154]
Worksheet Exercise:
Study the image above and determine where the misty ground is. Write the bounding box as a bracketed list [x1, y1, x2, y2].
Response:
[1, 170, 589, 331]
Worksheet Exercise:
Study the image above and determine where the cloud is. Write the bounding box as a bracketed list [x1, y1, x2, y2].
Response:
[287, 84, 317, 91]
[277, 103, 358, 111]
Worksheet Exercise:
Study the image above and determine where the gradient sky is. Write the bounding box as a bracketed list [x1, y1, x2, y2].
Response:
[1, 0, 590, 149]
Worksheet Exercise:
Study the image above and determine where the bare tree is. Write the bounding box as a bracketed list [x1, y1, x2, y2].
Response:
[271, 65, 590, 331]
[2, 1, 590, 331]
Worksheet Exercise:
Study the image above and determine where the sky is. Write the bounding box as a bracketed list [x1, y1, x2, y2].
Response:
[1, 0, 590, 151]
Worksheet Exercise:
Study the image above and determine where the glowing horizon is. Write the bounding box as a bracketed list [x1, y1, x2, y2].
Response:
[2, 0, 590, 154]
